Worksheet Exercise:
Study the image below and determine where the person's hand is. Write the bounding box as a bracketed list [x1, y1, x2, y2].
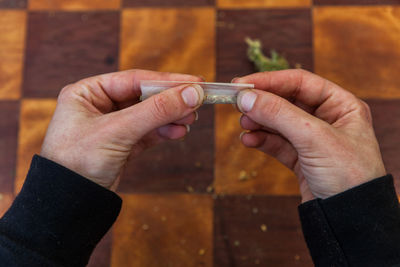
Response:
[41, 70, 204, 190]
[234, 69, 386, 202]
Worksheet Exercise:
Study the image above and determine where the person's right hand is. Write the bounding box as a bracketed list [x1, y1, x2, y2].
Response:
[234, 70, 386, 202]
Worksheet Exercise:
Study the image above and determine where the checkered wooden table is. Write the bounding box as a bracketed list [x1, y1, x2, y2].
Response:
[1, 0, 400, 266]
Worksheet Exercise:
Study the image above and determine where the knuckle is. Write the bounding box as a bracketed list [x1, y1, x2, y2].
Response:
[361, 101, 373, 124]
[360, 100, 371, 113]
[294, 68, 309, 76]
[354, 99, 373, 123]
[292, 69, 310, 84]
[58, 83, 75, 102]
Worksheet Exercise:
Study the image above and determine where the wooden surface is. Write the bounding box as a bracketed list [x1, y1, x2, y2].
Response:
[120, 105, 214, 193]
[0, 10, 25, 99]
[314, 0, 400, 5]
[0, 101, 19, 193]
[29, 0, 121, 10]
[0, 0, 26, 8]
[367, 99, 400, 192]
[112, 194, 213, 266]
[0, 1, 400, 266]
[217, 0, 311, 8]
[120, 8, 215, 81]
[16, 99, 57, 193]
[24, 11, 119, 97]
[124, 0, 214, 7]
[314, 6, 400, 98]
[214, 195, 312, 266]
[216, 8, 313, 82]
[214, 104, 299, 195]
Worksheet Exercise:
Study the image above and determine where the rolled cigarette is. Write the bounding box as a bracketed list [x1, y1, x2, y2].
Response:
[204, 94, 237, 104]
[140, 81, 254, 104]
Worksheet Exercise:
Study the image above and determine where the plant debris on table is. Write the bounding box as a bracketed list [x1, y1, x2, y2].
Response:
[246, 37, 292, 72]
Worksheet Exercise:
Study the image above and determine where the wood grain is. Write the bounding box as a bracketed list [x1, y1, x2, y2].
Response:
[0, 194, 13, 218]
[217, 0, 310, 8]
[0, 0, 26, 8]
[112, 194, 213, 267]
[214, 195, 312, 266]
[15, 99, 57, 194]
[0, 101, 19, 193]
[0, 11, 26, 100]
[119, 105, 214, 193]
[314, 0, 400, 5]
[29, 0, 120, 10]
[120, 8, 215, 81]
[124, 0, 214, 7]
[367, 99, 400, 194]
[23, 11, 119, 98]
[314, 7, 400, 98]
[216, 9, 313, 82]
[214, 104, 299, 195]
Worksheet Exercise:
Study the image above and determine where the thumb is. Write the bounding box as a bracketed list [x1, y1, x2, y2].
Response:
[237, 89, 323, 148]
[111, 84, 204, 140]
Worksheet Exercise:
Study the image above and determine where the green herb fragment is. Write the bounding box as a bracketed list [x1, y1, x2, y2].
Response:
[246, 37, 290, 72]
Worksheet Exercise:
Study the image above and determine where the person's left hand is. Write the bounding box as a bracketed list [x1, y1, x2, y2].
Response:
[41, 70, 204, 190]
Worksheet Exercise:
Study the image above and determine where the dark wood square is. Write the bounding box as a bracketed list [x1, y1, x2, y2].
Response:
[314, 0, 400, 5]
[23, 11, 119, 98]
[0, 101, 19, 193]
[118, 105, 214, 193]
[367, 99, 400, 193]
[216, 9, 313, 82]
[0, 0, 26, 8]
[123, 0, 214, 7]
[214, 195, 312, 266]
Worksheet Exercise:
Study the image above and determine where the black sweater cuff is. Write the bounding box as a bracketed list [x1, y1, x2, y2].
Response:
[0, 155, 122, 266]
[299, 175, 400, 267]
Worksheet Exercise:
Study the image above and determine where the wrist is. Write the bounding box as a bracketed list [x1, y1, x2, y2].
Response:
[40, 150, 115, 190]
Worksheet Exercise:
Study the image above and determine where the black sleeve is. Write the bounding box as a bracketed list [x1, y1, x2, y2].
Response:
[299, 175, 400, 267]
[0, 155, 122, 267]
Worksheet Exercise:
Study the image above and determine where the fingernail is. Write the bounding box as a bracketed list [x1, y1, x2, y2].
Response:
[231, 77, 239, 83]
[239, 131, 247, 140]
[198, 75, 206, 81]
[194, 111, 199, 121]
[181, 84, 204, 108]
[238, 114, 243, 124]
[238, 90, 257, 113]
[185, 124, 190, 133]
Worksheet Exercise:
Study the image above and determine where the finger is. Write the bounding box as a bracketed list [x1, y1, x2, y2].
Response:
[157, 124, 189, 140]
[65, 69, 203, 113]
[237, 89, 324, 148]
[234, 69, 359, 124]
[128, 123, 190, 158]
[111, 84, 204, 141]
[173, 112, 197, 125]
[240, 115, 262, 131]
[129, 131, 166, 158]
[240, 130, 298, 170]
[239, 115, 278, 134]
